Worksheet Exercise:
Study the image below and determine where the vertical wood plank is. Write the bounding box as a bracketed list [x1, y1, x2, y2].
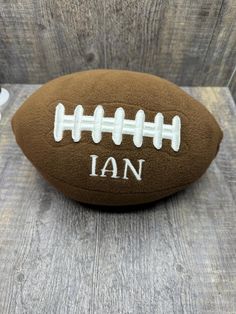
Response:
[194, 0, 236, 85]
[0, 1, 236, 85]
[0, 0, 106, 83]
[104, 0, 234, 85]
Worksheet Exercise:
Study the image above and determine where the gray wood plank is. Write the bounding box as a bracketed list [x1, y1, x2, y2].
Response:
[105, 0, 236, 86]
[1, 1, 236, 85]
[0, 85, 236, 314]
[0, 1, 106, 83]
[193, 0, 236, 85]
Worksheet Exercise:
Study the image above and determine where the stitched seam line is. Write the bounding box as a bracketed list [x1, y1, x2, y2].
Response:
[41, 168, 193, 195]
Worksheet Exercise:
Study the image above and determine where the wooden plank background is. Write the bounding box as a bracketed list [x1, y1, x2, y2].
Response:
[0, 0, 236, 85]
[0, 85, 235, 313]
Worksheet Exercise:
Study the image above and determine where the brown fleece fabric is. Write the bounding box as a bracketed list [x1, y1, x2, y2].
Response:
[11, 70, 223, 206]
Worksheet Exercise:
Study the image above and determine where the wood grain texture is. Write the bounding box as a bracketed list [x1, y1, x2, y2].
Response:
[0, 0, 236, 85]
[0, 85, 235, 313]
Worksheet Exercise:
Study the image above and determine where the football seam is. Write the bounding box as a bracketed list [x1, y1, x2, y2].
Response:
[40, 166, 195, 195]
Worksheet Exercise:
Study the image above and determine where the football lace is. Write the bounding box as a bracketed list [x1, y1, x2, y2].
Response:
[53, 103, 181, 152]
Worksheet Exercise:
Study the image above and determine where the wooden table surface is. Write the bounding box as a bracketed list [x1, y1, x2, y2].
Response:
[0, 85, 235, 314]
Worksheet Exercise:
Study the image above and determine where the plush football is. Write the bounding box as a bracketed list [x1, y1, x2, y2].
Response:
[12, 70, 223, 206]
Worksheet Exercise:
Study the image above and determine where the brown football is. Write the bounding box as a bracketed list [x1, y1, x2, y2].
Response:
[12, 70, 223, 206]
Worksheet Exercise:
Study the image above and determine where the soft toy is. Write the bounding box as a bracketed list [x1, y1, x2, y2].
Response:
[12, 70, 223, 206]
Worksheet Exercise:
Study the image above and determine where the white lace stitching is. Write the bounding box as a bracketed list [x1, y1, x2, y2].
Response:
[53, 103, 181, 152]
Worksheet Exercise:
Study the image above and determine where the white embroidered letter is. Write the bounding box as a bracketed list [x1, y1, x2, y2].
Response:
[90, 155, 98, 177]
[123, 159, 145, 181]
[100, 157, 119, 178]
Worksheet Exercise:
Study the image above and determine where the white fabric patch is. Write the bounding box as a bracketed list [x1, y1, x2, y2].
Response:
[54, 103, 181, 152]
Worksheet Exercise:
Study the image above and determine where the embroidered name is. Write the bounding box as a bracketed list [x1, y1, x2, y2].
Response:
[90, 155, 145, 181]
[54, 103, 181, 151]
